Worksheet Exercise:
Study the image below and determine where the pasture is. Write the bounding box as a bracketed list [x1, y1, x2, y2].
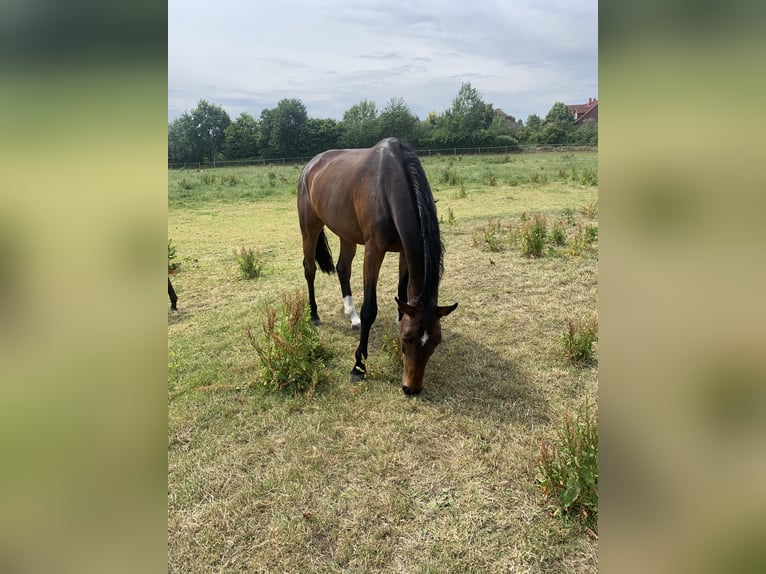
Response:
[168, 151, 598, 572]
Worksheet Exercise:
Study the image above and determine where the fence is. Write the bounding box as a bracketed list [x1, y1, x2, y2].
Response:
[168, 143, 597, 170]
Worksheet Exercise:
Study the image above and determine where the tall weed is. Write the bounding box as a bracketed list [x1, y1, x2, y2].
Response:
[472, 218, 506, 252]
[235, 246, 264, 279]
[247, 291, 328, 395]
[520, 213, 548, 257]
[550, 221, 567, 246]
[561, 313, 598, 365]
[539, 401, 598, 525]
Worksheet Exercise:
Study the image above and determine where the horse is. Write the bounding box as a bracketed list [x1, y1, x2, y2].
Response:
[168, 278, 178, 310]
[297, 137, 457, 395]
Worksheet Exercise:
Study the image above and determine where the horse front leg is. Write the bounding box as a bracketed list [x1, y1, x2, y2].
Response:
[337, 239, 361, 330]
[350, 246, 384, 382]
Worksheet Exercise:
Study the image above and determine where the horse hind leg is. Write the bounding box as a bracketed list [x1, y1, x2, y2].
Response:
[168, 278, 178, 311]
[301, 226, 325, 326]
[337, 240, 361, 330]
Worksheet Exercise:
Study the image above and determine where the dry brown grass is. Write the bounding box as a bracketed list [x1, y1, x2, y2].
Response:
[168, 151, 598, 572]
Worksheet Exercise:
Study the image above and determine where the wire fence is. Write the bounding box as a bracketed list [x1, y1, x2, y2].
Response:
[168, 143, 597, 170]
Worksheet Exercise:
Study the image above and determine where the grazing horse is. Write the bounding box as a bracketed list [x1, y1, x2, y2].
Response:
[298, 137, 457, 395]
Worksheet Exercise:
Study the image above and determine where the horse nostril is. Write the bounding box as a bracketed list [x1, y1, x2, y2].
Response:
[401, 385, 422, 396]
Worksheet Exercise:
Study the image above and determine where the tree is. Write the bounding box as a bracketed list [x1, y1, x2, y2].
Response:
[168, 113, 195, 163]
[539, 123, 567, 145]
[259, 99, 308, 158]
[443, 82, 495, 147]
[302, 118, 342, 156]
[340, 99, 379, 148]
[377, 97, 418, 143]
[544, 102, 575, 126]
[522, 114, 543, 144]
[189, 99, 231, 161]
[223, 112, 259, 159]
[541, 102, 574, 144]
[571, 118, 598, 145]
[484, 111, 519, 150]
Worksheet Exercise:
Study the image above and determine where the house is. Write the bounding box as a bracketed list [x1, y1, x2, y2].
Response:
[495, 108, 516, 123]
[494, 108, 520, 128]
[567, 98, 598, 125]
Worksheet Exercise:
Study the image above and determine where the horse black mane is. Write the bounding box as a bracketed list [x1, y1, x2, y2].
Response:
[394, 138, 444, 329]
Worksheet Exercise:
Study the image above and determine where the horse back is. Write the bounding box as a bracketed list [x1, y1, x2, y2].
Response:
[300, 143, 411, 250]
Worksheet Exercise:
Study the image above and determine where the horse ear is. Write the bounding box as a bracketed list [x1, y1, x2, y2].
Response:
[395, 297, 419, 317]
[436, 302, 458, 318]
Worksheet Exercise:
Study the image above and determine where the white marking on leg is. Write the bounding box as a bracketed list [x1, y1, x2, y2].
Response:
[343, 295, 361, 328]
[420, 332, 429, 346]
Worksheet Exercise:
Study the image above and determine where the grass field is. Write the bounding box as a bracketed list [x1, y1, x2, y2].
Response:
[168, 150, 598, 572]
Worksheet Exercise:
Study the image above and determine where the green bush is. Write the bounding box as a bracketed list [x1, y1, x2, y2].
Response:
[472, 218, 505, 252]
[538, 401, 598, 524]
[550, 221, 567, 246]
[561, 313, 598, 365]
[235, 246, 263, 279]
[579, 167, 598, 186]
[247, 291, 327, 395]
[520, 213, 548, 257]
[585, 224, 598, 244]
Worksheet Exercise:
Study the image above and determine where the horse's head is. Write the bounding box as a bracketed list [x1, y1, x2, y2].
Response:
[395, 298, 458, 395]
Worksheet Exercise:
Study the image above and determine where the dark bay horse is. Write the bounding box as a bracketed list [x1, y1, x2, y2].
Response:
[298, 138, 457, 395]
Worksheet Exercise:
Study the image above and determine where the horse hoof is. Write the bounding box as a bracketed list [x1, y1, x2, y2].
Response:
[350, 371, 365, 383]
[351, 323, 361, 331]
[311, 318, 321, 327]
[401, 385, 422, 396]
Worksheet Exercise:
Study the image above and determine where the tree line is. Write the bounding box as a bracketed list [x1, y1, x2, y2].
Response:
[168, 82, 597, 164]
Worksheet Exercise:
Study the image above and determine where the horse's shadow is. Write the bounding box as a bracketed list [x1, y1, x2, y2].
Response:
[420, 329, 550, 427]
[323, 310, 550, 428]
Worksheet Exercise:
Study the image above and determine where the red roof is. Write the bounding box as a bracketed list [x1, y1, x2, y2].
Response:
[567, 98, 598, 124]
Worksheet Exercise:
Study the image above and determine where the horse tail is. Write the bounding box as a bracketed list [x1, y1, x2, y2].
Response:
[315, 229, 336, 274]
[398, 139, 444, 327]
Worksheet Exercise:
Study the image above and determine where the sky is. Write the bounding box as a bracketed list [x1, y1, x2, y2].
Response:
[168, 0, 597, 124]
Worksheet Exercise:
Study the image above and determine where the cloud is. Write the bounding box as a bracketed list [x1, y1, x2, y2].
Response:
[168, 0, 597, 122]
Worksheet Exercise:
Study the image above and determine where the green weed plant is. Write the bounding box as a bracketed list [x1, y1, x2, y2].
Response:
[561, 313, 598, 365]
[472, 218, 506, 252]
[247, 291, 327, 395]
[521, 213, 548, 257]
[235, 246, 263, 279]
[539, 401, 598, 525]
[550, 221, 567, 246]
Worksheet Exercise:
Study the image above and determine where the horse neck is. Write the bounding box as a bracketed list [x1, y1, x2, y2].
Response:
[406, 270, 437, 307]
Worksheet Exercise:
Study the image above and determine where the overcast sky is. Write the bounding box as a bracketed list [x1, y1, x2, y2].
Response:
[168, 0, 597, 123]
